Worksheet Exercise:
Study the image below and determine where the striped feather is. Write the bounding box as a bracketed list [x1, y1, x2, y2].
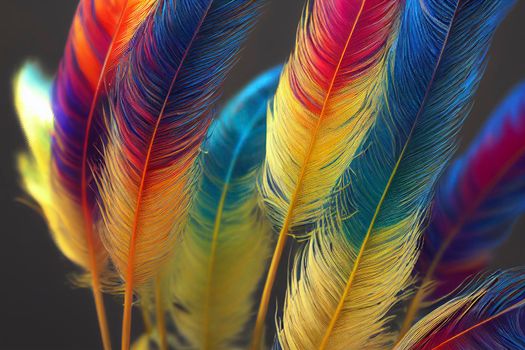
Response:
[51, 0, 156, 271]
[260, 0, 399, 235]
[278, 0, 514, 349]
[253, 0, 401, 345]
[395, 269, 525, 350]
[95, 0, 261, 347]
[50, 3, 156, 346]
[172, 66, 280, 349]
[419, 82, 525, 300]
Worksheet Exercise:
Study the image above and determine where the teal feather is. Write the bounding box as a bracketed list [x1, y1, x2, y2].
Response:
[171, 66, 281, 349]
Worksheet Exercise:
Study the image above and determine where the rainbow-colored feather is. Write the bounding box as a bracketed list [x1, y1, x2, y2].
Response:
[51, 0, 156, 270]
[395, 269, 525, 349]
[98, 0, 261, 292]
[95, 0, 261, 346]
[420, 82, 525, 299]
[278, 0, 514, 349]
[171, 66, 280, 349]
[16, 3, 156, 347]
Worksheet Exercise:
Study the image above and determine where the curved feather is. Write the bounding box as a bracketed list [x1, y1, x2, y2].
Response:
[419, 82, 525, 300]
[395, 269, 525, 350]
[51, 0, 156, 270]
[172, 66, 280, 349]
[95, 0, 261, 346]
[260, 0, 399, 234]
[278, 1, 513, 349]
[253, 0, 401, 345]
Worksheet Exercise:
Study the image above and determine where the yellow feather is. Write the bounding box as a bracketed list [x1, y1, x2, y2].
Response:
[172, 196, 271, 349]
[278, 213, 421, 350]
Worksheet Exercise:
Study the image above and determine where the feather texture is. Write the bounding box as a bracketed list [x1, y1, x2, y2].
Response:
[278, 0, 514, 349]
[172, 66, 280, 349]
[260, 0, 399, 234]
[395, 269, 525, 350]
[95, 0, 261, 346]
[419, 82, 525, 300]
[50, 3, 157, 346]
[252, 1, 401, 345]
[51, 0, 156, 270]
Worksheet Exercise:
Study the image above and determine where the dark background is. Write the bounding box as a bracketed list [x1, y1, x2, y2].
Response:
[1, 1, 524, 349]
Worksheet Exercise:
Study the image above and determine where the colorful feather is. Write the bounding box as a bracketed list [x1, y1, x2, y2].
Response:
[395, 269, 525, 350]
[252, 0, 401, 345]
[418, 82, 525, 301]
[278, 0, 514, 349]
[49, 2, 156, 347]
[260, 0, 399, 234]
[94, 0, 261, 347]
[171, 66, 280, 349]
[51, 0, 156, 270]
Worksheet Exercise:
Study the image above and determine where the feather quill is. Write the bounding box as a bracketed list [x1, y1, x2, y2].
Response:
[418, 82, 525, 301]
[95, 0, 261, 348]
[395, 269, 525, 350]
[172, 66, 280, 349]
[278, 1, 514, 349]
[253, 0, 401, 345]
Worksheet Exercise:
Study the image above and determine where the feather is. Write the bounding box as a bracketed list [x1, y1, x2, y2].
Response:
[260, 0, 399, 235]
[395, 269, 525, 350]
[172, 66, 280, 349]
[252, 0, 401, 345]
[278, 0, 514, 349]
[49, 2, 156, 347]
[15, 62, 54, 225]
[94, 0, 261, 347]
[51, 0, 156, 271]
[418, 82, 525, 301]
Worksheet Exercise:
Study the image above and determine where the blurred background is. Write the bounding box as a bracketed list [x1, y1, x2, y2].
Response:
[1, 1, 524, 349]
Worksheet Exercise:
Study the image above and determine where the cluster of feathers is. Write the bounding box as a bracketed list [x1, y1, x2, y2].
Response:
[13, 0, 525, 349]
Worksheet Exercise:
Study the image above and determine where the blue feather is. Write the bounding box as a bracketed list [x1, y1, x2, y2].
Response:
[421, 81, 525, 299]
[389, 0, 517, 335]
[171, 66, 281, 349]
[342, 0, 516, 244]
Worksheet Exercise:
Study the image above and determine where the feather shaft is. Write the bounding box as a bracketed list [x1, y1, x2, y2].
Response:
[254, 6, 367, 341]
[320, 138, 408, 350]
[51, 1, 156, 348]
